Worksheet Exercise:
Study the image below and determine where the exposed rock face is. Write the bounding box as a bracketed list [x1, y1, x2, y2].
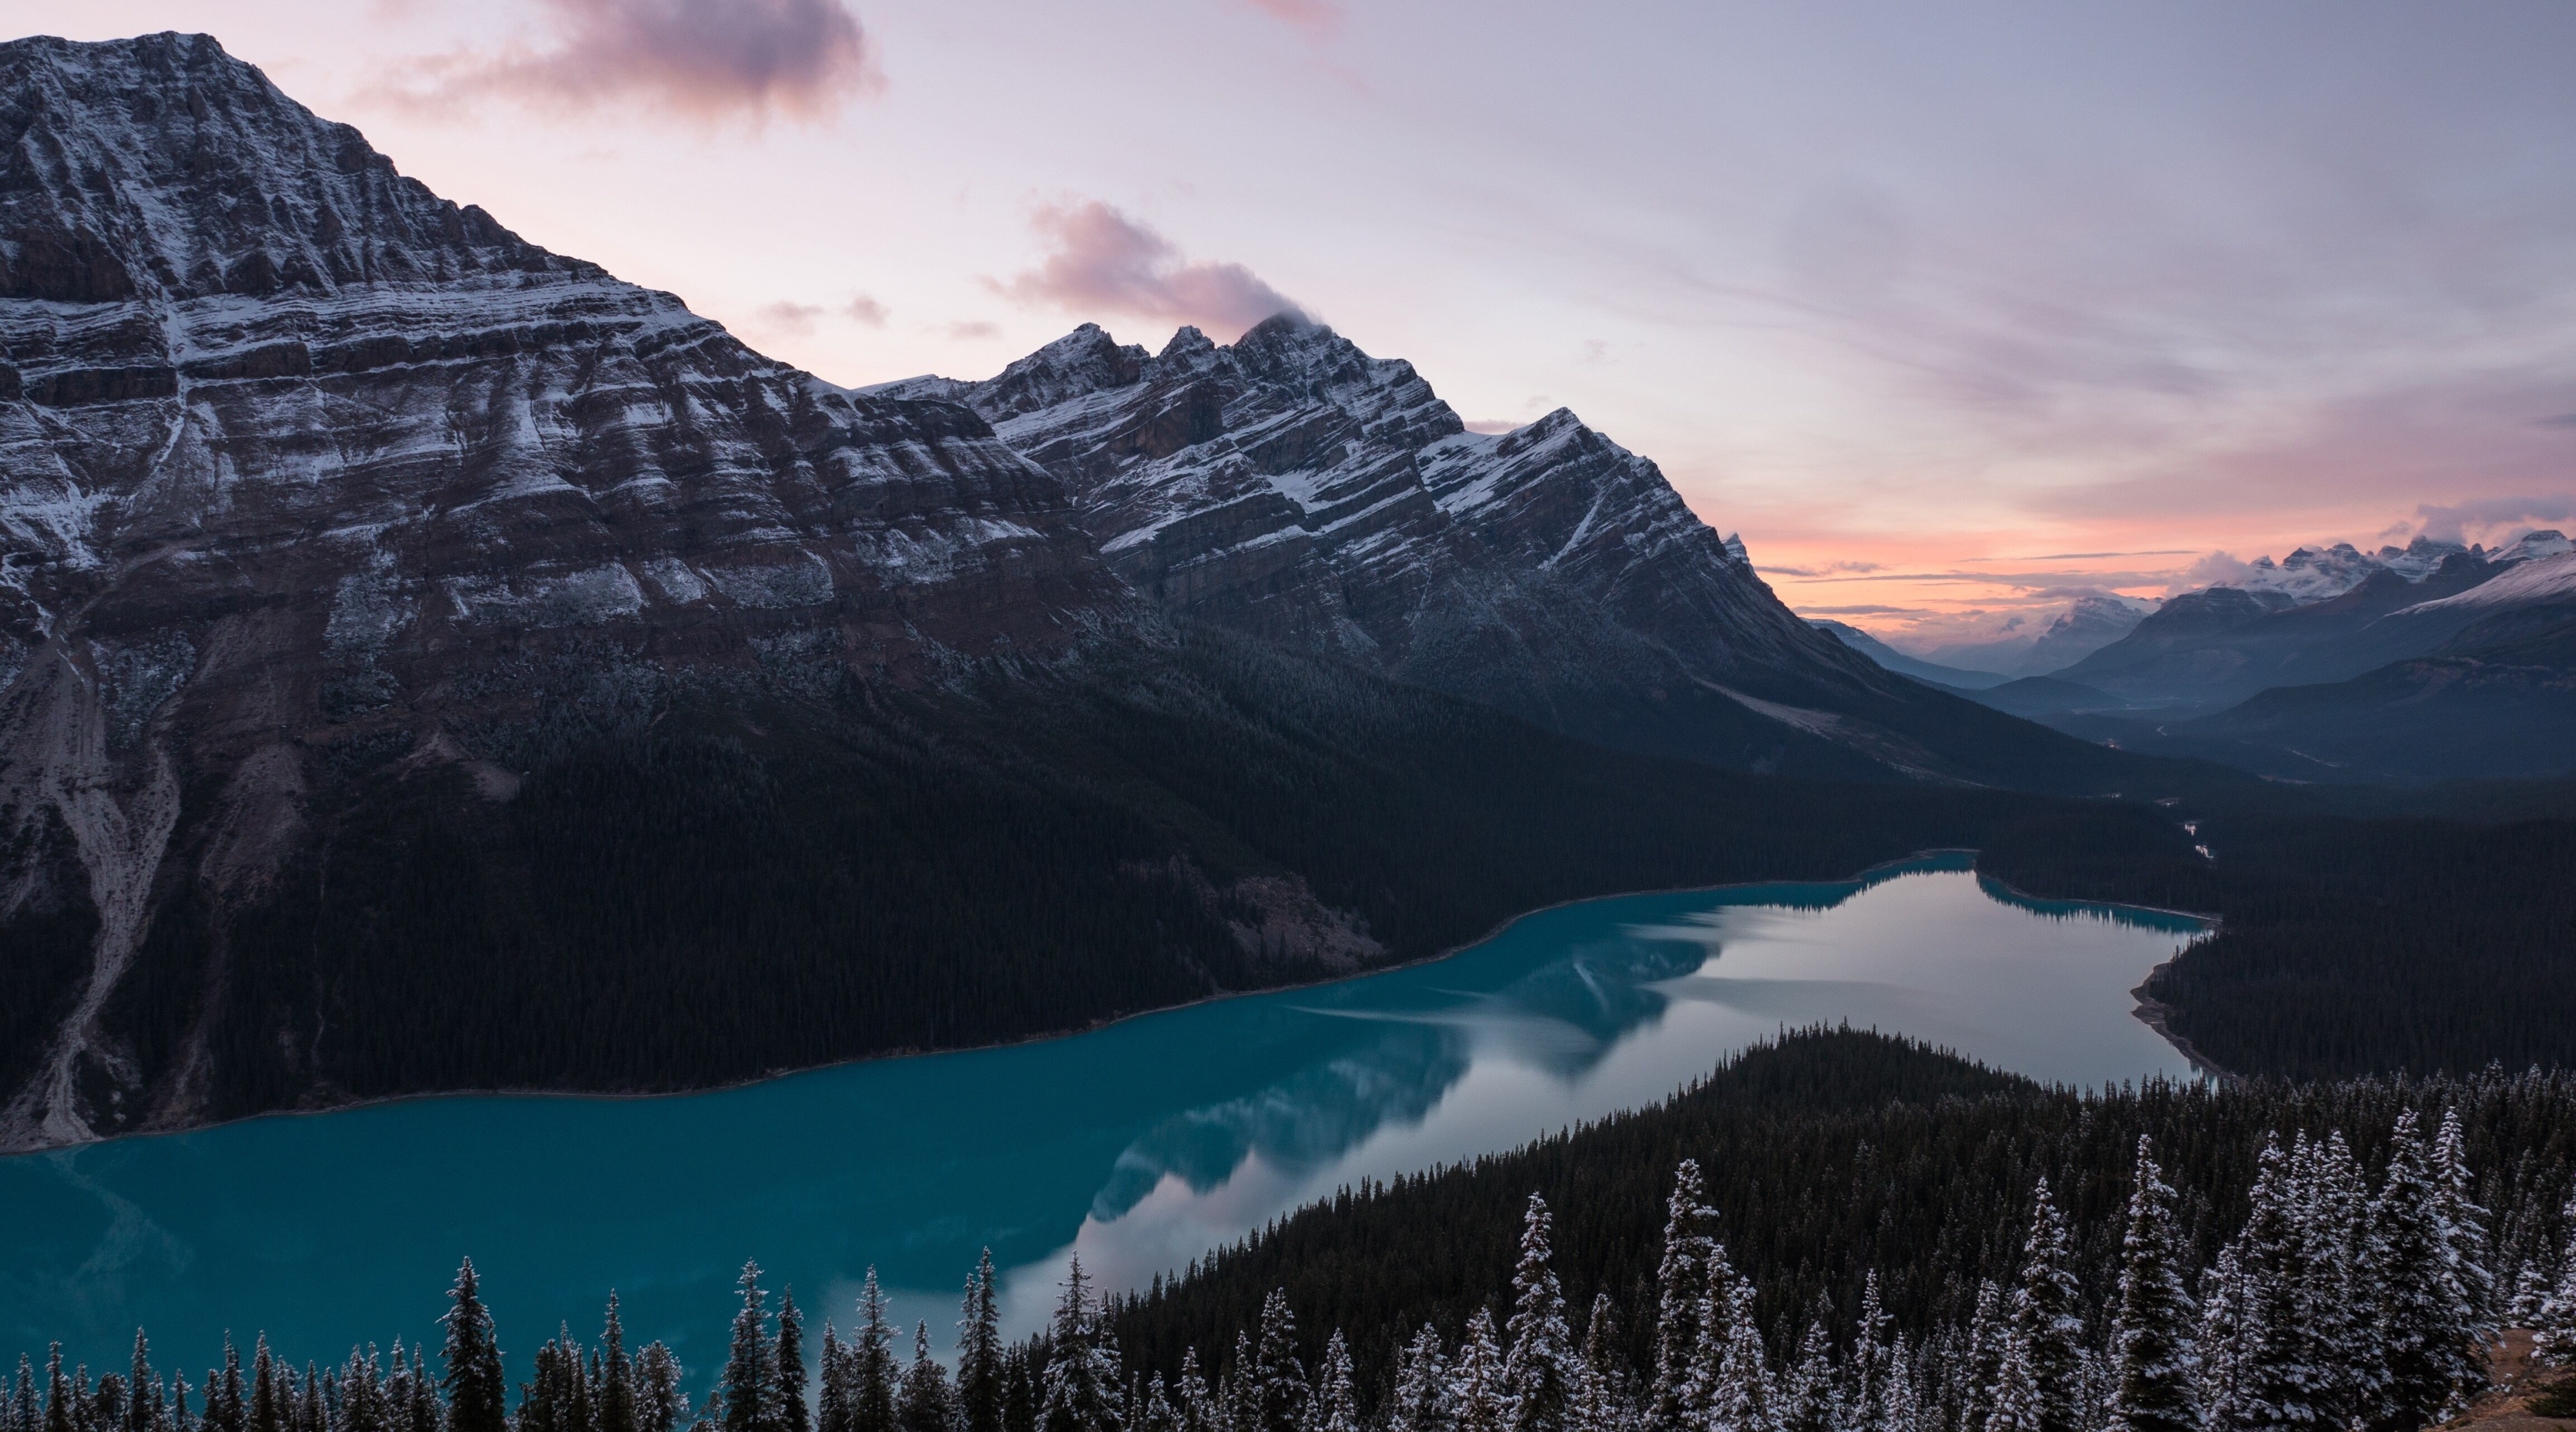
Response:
[878, 320, 1957, 773]
[0, 34, 1132, 1147]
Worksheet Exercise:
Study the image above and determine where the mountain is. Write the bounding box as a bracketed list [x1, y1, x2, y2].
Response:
[2176, 598, 2576, 781]
[0, 34, 2212, 1150]
[879, 323, 2152, 789]
[1811, 620, 2011, 689]
[2211, 531, 2567, 604]
[2054, 553, 2512, 708]
[2015, 594, 2153, 675]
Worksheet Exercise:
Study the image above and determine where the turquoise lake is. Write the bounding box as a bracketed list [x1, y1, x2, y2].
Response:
[0, 856, 2206, 1381]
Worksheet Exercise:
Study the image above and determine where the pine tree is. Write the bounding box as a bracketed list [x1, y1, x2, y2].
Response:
[1452, 1311, 1507, 1432]
[2510, 1263, 2553, 1329]
[898, 1324, 951, 1432]
[724, 1264, 777, 1432]
[1245, 1292, 1301, 1432]
[1577, 1296, 1629, 1432]
[442, 1262, 507, 1432]
[636, 1344, 688, 1432]
[2376, 1111, 2486, 1430]
[2298, 1133, 2381, 1431]
[1171, 1352, 1217, 1432]
[855, 1271, 898, 1432]
[2105, 1142, 2198, 1432]
[778, 1294, 812, 1432]
[2537, 1205, 2576, 1364]
[248, 1341, 279, 1432]
[600, 1297, 637, 1432]
[1960, 1282, 2006, 1432]
[43, 1348, 69, 1432]
[1505, 1196, 1579, 1432]
[1647, 1164, 1717, 1432]
[1992, 1179, 2084, 1432]
[1708, 1282, 1770, 1432]
[1308, 1335, 1358, 1432]
[2193, 1248, 2245, 1429]
[2432, 1109, 2496, 1341]
[2215, 1140, 2315, 1432]
[125, 1337, 160, 1432]
[1388, 1328, 1451, 1432]
[1039, 1261, 1122, 1432]
[820, 1330, 853, 1432]
[959, 1254, 1005, 1432]
[1776, 1325, 1832, 1432]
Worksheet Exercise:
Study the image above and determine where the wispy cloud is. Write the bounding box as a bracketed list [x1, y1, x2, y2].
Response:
[996, 202, 1301, 341]
[844, 295, 890, 327]
[1239, 0, 1342, 38]
[394, 0, 881, 122]
[2410, 495, 2576, 543]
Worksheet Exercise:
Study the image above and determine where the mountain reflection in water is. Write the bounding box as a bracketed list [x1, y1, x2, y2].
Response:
[0, 858, 2204, 1385]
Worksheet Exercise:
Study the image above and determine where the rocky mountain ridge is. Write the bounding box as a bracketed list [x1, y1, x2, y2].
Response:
[880, 321, 2129, 785]
[0, 32, 1144, 1148]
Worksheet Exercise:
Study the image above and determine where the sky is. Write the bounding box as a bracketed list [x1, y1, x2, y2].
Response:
[11, 0, 2576, 649]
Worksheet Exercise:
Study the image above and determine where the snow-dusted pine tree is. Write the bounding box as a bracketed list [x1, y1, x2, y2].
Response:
[855, 1270, 899, 1432]
[1707, 1281, 1771, 1432]
[1247, 1292, 1304, 1432]
[2432, 1109, 2498, 1343]
[2105, 1141, 2197, 1432]
[723, 1264, 777, 1432]
[898, 1323, 952, 1432]
[1039, 1261, 1123, 1432]
[1777, 1322, 1833, 1432]
[441, 1260, 508, 1432]
[1576, 1295, 1631, 1432]
[1505, 1196, 1579, 1432]
[2376, 1111, 2487, 1428]
[777, 1292, 812, 1432]
[2215, 1139, 2316, 1432]
[1452, 1311, 1508, 1432]
[1173, 1350, 1220, 1432]
[1960, 1282, 2006, 1432]
[1388, 1327, 1452, 1432]
[602, 1295, 638, 1432]
[2537, 1200, 2576, 1364]
[1647, 1164, 1719, 1432]
[1309, 1334, 1359, 1432]
[1994, 1179, 2085, 1432]
[960, 1252, 1006, 1432]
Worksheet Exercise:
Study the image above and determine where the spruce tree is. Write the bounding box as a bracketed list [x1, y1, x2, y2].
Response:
[1708, 1282, 1769, 1432]
[1245, 1292, 1301, 1432]
[723, 1264, 777, 1432]
[43, 1349, 68, 1432]
[1039, 1261, 1122, 1432]
[2105, 1142, 2198, 1432]
[959, 1253, 1005, 1432]
[778, 1294, 811, 1432]
[1578, 1295, 1629, 1432]
[442, 1261, 508, 1432]
[601, 1297, 637, 1432]
[1388, 1328, 1451, 1432]
[1450, 1311, 1506, 1432]
[2299, 1133, 2380, 1431]
[898, 1324, 951, 1432]
[2537, 1209, 2576, 1364]
[1172, 1351, 1217, 1432]
[2376, 1111, 2478, 1430]
[1647, 1164, 1717, 1432]
[1309, 1335, 1358, 1432]
[1505, 1196, 1578, 1432]
[2226, 1139, 2322, 1432]
[1776, 1324, 1832, 1432]
[125, 1337, 159, 1432]
[856, 1272, 898, 1432]
[820, 1330, 853, 1432]
[249, 1343, 280, 1432]
[2193, 1247, 2245, 1429]
[1994, 1179, 2084, 1432]
[637, 1344, 688, 1432]
[2432, 1109, 2496, 1342]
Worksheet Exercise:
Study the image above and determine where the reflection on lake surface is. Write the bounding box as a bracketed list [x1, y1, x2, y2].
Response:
[0, 857, 2204, 1380]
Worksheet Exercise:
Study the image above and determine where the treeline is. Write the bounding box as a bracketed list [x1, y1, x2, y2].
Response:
[1106, 1030, 2576, 1394]
[1975, 796, 2576, 1080]
[10, 1038, 2569, 1432]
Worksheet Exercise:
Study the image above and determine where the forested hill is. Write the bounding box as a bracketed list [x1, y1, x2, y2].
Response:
[1972, 793, 2576, 1081]
[1107, 1028, 2576, 1405]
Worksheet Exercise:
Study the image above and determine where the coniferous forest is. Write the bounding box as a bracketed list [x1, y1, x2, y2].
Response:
[19, 1032, 2576, 1432]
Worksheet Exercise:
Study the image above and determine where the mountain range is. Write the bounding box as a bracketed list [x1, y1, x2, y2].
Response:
[0, 34, 2184, 1149]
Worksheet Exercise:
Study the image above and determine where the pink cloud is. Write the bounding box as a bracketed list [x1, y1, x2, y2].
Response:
[406, 0, 881, 122]
[844, 295, 890, 326]
[1240, 0, 1342, 37]
[996, 202, 1301, 341]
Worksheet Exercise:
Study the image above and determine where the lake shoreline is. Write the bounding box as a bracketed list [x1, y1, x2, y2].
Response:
[4, 848, 2222, 1158]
